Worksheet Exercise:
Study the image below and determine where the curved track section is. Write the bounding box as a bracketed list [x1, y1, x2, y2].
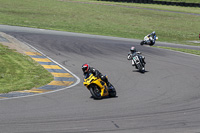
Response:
[0, 26, 200, 133]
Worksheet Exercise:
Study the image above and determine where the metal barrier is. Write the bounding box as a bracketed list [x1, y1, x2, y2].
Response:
[98, 0, 200, 7]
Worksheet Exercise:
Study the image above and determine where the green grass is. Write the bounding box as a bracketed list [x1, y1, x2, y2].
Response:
[154, 46, 200, 55]
[0, 0, 199, 93]
[0, 0, 199, 46]
[0, 44, 53, 93]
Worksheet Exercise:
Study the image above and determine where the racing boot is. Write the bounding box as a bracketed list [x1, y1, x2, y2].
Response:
[143, 59, 146, 64]
[101, 75, 112, 90]
[142, 56, 146, 64]
[131, 60, 135, 66]
[106, 82, 111, 88]
[106, 82, 113, 91]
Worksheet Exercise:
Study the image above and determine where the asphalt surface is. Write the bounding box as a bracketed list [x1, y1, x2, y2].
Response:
[0, 25, 200, 133]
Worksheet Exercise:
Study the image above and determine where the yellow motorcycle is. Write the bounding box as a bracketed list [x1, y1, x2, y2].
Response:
[83, 74, 116, 99]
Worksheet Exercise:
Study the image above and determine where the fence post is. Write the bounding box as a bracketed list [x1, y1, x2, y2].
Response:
[199, 33, 200, 40]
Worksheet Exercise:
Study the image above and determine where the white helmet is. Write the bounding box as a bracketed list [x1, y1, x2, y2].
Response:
[130, 46, 136, 53]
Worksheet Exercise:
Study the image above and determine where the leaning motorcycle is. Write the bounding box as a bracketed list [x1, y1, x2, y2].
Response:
[132, 54, 145, 73]
[140, 35, 158, 46]
[83, 74, 116, 99]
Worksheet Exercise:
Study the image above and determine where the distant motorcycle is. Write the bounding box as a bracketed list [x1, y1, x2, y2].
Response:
[83, 74, 116, 99]
[132, 54, 145, 73]
[140, 35, 158, 46]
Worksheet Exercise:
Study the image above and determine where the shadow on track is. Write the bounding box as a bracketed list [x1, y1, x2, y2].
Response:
[132, 70, 149, 74]
[90, 96, 118, 100]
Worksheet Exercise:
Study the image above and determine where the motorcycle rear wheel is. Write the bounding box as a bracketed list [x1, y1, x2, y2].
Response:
[89, 85, 102, 99]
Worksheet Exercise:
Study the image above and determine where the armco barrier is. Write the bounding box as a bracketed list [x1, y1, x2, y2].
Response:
[98, 0, 200, 7]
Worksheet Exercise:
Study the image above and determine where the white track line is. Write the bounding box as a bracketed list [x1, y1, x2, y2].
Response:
[0, 42, 80, 101]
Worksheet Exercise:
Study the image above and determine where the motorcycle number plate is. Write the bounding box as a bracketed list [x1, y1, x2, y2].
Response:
[133, 56, 140, 64]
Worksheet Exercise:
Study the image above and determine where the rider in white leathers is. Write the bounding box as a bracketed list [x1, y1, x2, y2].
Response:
[127, 46, 145, 66]
[145, 31, 157, 45]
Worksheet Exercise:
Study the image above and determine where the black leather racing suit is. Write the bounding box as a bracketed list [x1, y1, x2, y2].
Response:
[83, 67, 111, 87]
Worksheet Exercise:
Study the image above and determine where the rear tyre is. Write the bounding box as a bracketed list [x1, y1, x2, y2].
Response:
[89, 85, 102, 99]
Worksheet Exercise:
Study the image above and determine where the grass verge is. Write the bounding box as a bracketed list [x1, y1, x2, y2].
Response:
[154, 46, 200, 56]
[0, 44, 53, 93]
[0, 0, 199, 46]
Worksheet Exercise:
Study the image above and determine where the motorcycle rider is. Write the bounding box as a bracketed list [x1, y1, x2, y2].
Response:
[82, 63, 112, 88]
[147, 31, 156, 45]
[150, 31, 156, 38]
[127, 46, 146, 66]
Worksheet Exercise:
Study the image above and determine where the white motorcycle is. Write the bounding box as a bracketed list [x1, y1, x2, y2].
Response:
[133, 54, 145, 73]
[128, 52, 145, 73]
[140, 35, 158, 46]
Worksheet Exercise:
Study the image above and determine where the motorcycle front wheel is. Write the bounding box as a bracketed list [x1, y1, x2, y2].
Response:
[149, 40, 154, 46]
[89, 85, 102, 99]
[137, 63, 145, 73]
[141, 67, 145, 73]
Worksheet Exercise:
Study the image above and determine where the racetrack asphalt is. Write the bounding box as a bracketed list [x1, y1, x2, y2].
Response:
[0, 25, 200, 133]
[0, 32, 79, 99]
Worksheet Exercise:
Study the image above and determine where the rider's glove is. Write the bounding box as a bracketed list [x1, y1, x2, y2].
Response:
[127, 54, 131, 60]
